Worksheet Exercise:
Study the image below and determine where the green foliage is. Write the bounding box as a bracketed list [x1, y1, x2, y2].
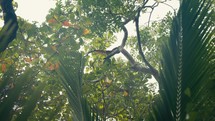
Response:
[56, 48, 85, 121]
[0, 68, 36, 121]
[1, 0, 213, 121]
[149, 0, 215, 120]
[127, 12, 173, 68]
[79, 0, 143, 35]
[83, 55, 157, 120]
[15, 83, 45, 121]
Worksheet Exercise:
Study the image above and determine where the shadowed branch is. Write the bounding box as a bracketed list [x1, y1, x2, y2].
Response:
[135, 9, 159, 81]
[0, 0, 18, 52]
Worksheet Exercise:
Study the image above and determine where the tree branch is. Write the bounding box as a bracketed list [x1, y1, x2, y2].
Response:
[135, 9, 159, 81]
[104, 0, 151, 61]
[84, 50, 112, 57]
[120, 48, 152, 74]
[0, 0, 18, 52]
[145, 2, 159, 26]
[104, 24, 128, 61]
[120, 26, 128, 48]
[85, 48, 154, 74]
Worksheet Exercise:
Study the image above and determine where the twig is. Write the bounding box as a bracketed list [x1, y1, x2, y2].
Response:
[145, 2, 159, 26]
[161, 2, 177, 14]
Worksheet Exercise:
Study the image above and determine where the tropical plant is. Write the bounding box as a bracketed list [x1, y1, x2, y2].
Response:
[0, 67, 40, 121]
[1, 0, 214, 120]
[54, 42, 91, 121]
[148, 0, 215, 120]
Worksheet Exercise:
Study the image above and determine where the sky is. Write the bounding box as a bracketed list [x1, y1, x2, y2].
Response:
[15, 0, 56, 23]
[14, 0, 179, 24]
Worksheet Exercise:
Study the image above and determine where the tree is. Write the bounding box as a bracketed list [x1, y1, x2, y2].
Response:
[0, 0, 176, 120]
[79, 0, 162, 81]
[1, 0, 214, 120]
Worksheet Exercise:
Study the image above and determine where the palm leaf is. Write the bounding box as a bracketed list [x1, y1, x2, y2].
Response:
[0, 68, 35, 121]
[15, 83, 45, 121]
[56, 50, 93, 121]
[150, 0, 215, 120]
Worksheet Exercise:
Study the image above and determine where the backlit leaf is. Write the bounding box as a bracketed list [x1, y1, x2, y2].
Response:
[1, 64, 6, 73]
[47, 18, 57, 24]
[62, 20, 71, 27]
[24, 58, 32, 63]
[123, 90, 128, 97]
[83, 29, 90, 35]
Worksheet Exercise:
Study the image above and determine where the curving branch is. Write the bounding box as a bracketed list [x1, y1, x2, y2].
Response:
[104, 24, 128, 61]
[0, 0, 18, 52]
[120, 25, 128, 48]
[104, 0, 151, 61]
[135, 9, 159, 81]
[104, 47, 120, 61]
[145, 1, 159, 26]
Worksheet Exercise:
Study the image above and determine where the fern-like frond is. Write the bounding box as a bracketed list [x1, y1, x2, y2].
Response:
[150, 0, 215, 120]
[56, 50, 94, 121]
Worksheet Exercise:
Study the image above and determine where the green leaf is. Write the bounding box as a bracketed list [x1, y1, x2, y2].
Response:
[184, 88, 191, 97]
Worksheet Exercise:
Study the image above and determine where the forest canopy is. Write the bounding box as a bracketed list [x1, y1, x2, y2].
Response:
[0, 0, 214, 121]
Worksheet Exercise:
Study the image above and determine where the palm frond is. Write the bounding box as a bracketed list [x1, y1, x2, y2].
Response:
[56, 50, 93, 121]
[15, 83, 45, 121]
[0, 68, 35, 121]
[150, 0, 215, 120]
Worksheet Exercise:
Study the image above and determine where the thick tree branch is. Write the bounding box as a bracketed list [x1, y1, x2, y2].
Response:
[120, 48, 135, 64]
[84, 50, 112, 57]
[120, 26, 128, 48]
[104, 47, 120, 61]
[135, 10, 159, 81]
[104, 0, 151, 61]
[0, 0, 18, 52]
[104, 24, 128, 61]
[86, 48, 153, 74]
[120, 48, 152, 74]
